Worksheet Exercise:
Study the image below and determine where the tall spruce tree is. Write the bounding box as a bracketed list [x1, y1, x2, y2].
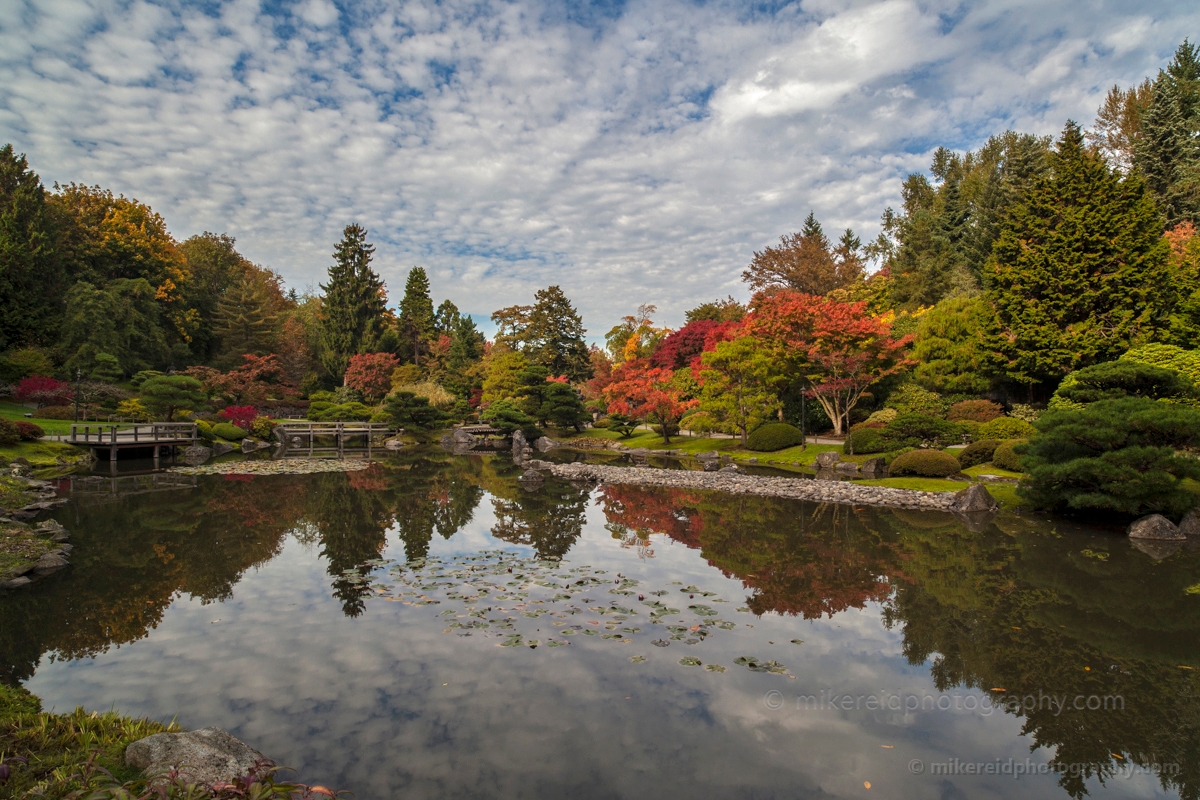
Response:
[525, 285, 591, 382]
[319, 224, 387, 381]
[213, 272, 278, 367]
[1134, 41, 1200, 225]
[397, 267, 435, 364]
[984, 122, 1170, 393]
[433, 299, 461, 335]
[0, 145, 62, 349]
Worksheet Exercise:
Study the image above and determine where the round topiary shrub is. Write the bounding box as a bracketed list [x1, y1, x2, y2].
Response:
[14, 421, 44, 440]
[947, 399, 1004, 423]
[844, 427, 889, 455]
[991, 439, 1026, 472]
[881, 413, 966, 449]
[746, 422, 804, 452]
[888, 449, 962, 478]
[211, 422, 248, 441]
[884, 385, 947, 417]
[957, 438, 1002, 469]
[978, 416, 1036, 440]
[195, 420, 215, 441]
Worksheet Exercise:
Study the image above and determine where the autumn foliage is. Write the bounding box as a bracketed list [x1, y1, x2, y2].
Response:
[344, 352, 400, 402]
[602, 358, 697, 443]
[13, 375, 72, 407]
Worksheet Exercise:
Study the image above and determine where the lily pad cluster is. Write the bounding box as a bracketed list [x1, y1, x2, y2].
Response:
[172, 458, 374, 476]
[341, 549, 795, 677]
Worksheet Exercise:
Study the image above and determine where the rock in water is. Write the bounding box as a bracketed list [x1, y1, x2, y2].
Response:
[32, 553, 69, 575]
[1127, 514, 1185, 540]
[452, 428, 478, 445]
[1179, 508, 1200, 538]
[535, 436, 557, 452]
[211, 442, 234, 457]
[949, 484, 999, 514]
[860, 457, 887, 478]
[384, 438, 405, 450]
[834, 461, 859, 475]
[126, 728, 267, 784]
[815, 451, 841, 469]
[183, 445, 211, 465]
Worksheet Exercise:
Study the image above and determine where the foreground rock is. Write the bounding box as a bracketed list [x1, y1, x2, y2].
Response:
[1127, 514, 1185, 540]
[126, 727, 267, 784]
[1179, 508, 1200, 538]
[949, 484, 999, 514]
[543, 462, 959, 511]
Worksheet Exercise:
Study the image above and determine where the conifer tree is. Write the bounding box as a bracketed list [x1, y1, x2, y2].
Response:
[397, 267, 435, 364]
[985, 122, 1170, 393]
[525, 285, 591, 382]
[433, 299, 461, 335]
[1134, 41, 1200, 225]
[319, 224, 387, 381]
[0, 145, 62, 349]
[213, 272, 278, 366]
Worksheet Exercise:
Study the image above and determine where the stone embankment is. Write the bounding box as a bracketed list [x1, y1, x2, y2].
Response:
[537, 460, 991, 512]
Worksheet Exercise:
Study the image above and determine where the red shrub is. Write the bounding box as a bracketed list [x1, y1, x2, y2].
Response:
[344, 352, 400, 402]
[13, 375, 72, 408]
[946, 399, 1004, 423]
[219, 405, 258, 430]
[14, 421, 44, 440]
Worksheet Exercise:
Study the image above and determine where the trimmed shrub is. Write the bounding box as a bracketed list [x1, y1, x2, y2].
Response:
[591, 418, 611, 429]
[884, 385, 946, 417]
[947, 399, 1004, 423]
[882, 447, 915, 465]
[888, 449, 961, 478]
[978, 417, 1036, 440]
[0, 419, 18, 446]
[957, 439, 1002, 469]
[195, 420, 215, 441]
[844, 427, 889, 455]
[308, 390, 336, 403]
[849, 420, 886, 432]
[746, 422, 804, 452]
[1008, 403, 1042, 423]
[1055, 360, 1195, 405]
[881, 413, 965, 449]
[34, 405, 74, 420]
[250, 416, 276, 440]
[865, 408, 898, 426]
[14, 421, 44, 440]
[992, 440, 1025, 472]
[211, 422, 248, 441]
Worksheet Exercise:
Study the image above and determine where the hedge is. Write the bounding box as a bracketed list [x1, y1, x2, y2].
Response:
[881, 413, 965, 449]
[978, 417, 1036, 440]
[888, 449, 962, 478]
[957, 439, 1002, 469]
[746, 423, 804, 452]
[844, 427, 889, 455]
[14, 421, 44, 440]
[991, 440, 1025, 472]
[211, 422, 248, 441]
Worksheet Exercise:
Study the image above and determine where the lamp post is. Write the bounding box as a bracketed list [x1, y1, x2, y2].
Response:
[800, 382, 807, 450]
[73, 369, 81, 423]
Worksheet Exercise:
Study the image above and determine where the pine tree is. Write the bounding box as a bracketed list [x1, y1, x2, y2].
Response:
[985, 122, 1170, 392]
[397, 267, 435, 365]
[319, 224, 387, 381]
[0, 145, 62, 349]
[213, 272, 277, 366]
[433, 299, 461, 335]
[1134, 41, 1200, 225]
[524, 285, 591, 382]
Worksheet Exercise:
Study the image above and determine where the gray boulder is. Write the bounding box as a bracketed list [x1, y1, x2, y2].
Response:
[33, 553, 69, 575]
[1179, 508, 1200, 538]
[240, 439, 268, 454]
[534, 436, 557, 452]
[183, 445, 211, 465]
[860, 457, 887, 478]
[696, 451, 719, 461]
[701, 459, 721, 472]
[384, 438, 405, 450]
[949, 484, 999, 514]
[718, 464, 741, 474]
[125, 727, 267, 784]
[452, 428, 478, 445]
[1127, 514, 1185, 540]
[834, 461, 860, 475]
[211, 442, 234, 457]
[815, 451, 841, 469]
[1130, 538, 1186, 561]
[1, 576, 32, 589]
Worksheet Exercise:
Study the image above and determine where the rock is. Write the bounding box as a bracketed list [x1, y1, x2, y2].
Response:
[384, 438, 405, 450]
[1, 576, 32, 589]
[534, 436, 557, 453]
[718, 464, 741, 474]
[183, 445, 212, 465]
[834, 461, 860, 475]
[1179, 508, 1200, 538]
[518, 469, 545, 492]
[32, 553, 69, 575]
[240, 439, 268, 454]
[701, 459, 721, 472]
[452, 428, 478, 444]
[860, 457, 887, 478]
[211, 442, 234, 457]
[696, 451, 719, 461]
[814, 468, 841, 481]
[747, 457, 758, 464]
[949, 484, 999, 514]
[512, 430, 527, 452]
[36, 520, 66, 535]
[12, 457, 31, 467]
[1127, 514, 1185, 540]
[815, 451, 841, 469]
[1130, 538, 1186, 561]
[125, 727, 268, 784]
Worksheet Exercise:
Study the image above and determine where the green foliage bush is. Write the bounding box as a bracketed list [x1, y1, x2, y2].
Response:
[591, 417, 610, 429]
[249, 415, 276, 440]
[978, 416, 1036, 440]
[381, 391, 448, 431]
[0, 419, 18, 446]
[888, 449, 962, 477]
[1120, 343, 1200, 387]
[947, 399, 1004, 422]
[129, 370, 163, 388]
[195, 419, 214, 441]
[1054, 360, 1195, 405]
[957, 439, 1002, 469]
[1018, 397, 1200, 516]
[481, 400, 541, 439]
[746, 422, 804, 452]
[881, 413, 965, 449]
[882, 447, 915, 465]
[210, 422, 247, 441]
[307, 390, 336, 403]
[307, 401, 374, 422]
[844, 427, 889, 455]
[992, 440, 1024, 472]
[864, 407, 898, 425]
[884, 384, 946, 417]
[33, 405, 74, 420]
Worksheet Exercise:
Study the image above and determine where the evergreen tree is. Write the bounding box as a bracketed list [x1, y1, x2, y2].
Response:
[985, 122, 1170, 393]
[397, 267, 435, 364]
[60, 279, 169, 376]
[433, 299, 461, 335]
[524, 285, 591, 382]
[1134, 41, 1200, 225]
[213, 272, 278, 366]
[742, 211, 859, 295]
[319, 224, 387, 381]
[179, 232, 256, 361]
[0, 145, 62, 349]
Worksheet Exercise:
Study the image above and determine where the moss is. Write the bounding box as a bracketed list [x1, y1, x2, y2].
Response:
[0, 440, 90, 468]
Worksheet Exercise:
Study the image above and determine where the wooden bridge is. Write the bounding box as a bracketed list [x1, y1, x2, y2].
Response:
[62, 472, 199, 500]
[69, 423, 197, 462]
[274, 422, 395, 456]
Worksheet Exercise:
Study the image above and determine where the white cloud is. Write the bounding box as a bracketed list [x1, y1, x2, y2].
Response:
[1, 0, 1197, 331]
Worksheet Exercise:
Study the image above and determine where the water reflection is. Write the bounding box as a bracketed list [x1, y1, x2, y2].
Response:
[2, 450, 1198, 799]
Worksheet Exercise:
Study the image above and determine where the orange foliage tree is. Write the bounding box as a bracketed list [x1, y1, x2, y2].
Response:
[344, 352, 400, 402]
[601, 358, 697, 443]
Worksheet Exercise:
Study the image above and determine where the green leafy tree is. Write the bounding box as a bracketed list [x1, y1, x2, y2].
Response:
[481, 348, 529, 403]
[380, 390, 447, 432]
[910, 296, 994, 394]
[60, 279, 169, 376]
[319, 225, 387, 381]
[1053, 360, 1195, 405]
[178, 232, 257, 361]
[515, 365, 587, 430]
[984, 122, 1171, 393]
[397, 267, 435, 365]
[138, 375, 207, 421]
[697, 335, 782, 446]
[0, 145, 63, 350]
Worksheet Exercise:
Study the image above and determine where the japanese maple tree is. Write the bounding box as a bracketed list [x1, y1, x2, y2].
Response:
[601, 358, 697, 443]
[344, 352, 400, 402]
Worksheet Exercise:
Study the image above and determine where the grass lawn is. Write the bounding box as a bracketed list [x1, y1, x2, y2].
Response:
[0, 401, 80, 435]
[963, 463, 1024, 480]
[570, 428, 845, 468]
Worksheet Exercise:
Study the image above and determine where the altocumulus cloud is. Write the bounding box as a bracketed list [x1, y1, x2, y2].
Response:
[0, 0, 1196, 330]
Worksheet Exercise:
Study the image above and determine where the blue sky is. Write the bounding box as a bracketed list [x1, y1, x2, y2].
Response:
[1, 0, 1197, 336]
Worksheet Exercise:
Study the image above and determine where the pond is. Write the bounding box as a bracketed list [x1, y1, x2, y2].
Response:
[2, 448, 1198, 799]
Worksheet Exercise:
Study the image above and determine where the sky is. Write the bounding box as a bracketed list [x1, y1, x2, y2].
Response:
[1, 0, 1197, 337]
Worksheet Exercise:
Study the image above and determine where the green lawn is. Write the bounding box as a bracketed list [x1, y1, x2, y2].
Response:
[963, 463, 1024, 480]
[570, 428, 844, 468]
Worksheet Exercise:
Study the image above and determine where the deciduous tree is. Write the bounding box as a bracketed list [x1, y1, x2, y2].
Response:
[696, 335, 782, 445]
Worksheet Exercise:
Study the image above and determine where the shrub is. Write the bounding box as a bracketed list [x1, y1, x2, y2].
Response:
[211, 422, 248, 441]
[888, 449, 962, 478]
[682, 411, 718, 436]
[249, 415, 276, 440]
[1008, 403, 1042, 423]
[0, 419, 18, 446]
[481, 399, 541, 439]
[957, 439, 1002, 469]
[881, 413, 965, 449]
[1121, 343, 1200, 386]
[591, 417, 610, 429]
[865, 407, 898, 426]
[746, 422, 804, 452]
[978, 416, 1036, 440]
[116, 398, 149, 421]
[308, 390, 336, 403]
[139, 376, 207, 421]
[35, 405, 74, 420]
[129, 369, 163, 388]
[844, 427, 889, 454]
[884, 385, 946, 417]
[882, 447, 915, 465]
[308, 402, 374, 422]
[947, 399, 1004, 422]
[1054, 360, 1195, 405]
[381, 391, 448, 431]
[992, 440, 1024, 472]
[219, 405, 258, 430]
[393, 381, 455, 409]
[195, 419, 215, 441]
[1018, 397, 1200, 517]
[14, 421, 43, 440]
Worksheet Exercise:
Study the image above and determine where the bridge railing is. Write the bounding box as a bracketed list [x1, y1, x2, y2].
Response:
[69, 423, 198, 444]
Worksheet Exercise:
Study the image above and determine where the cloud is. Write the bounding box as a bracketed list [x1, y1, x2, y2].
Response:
[1, 0, 1197, 332]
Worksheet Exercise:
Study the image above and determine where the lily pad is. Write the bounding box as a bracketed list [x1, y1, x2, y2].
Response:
[704, 664, 726, 673]
[679, 656, 702, 667]
[629, 655, 647, 663]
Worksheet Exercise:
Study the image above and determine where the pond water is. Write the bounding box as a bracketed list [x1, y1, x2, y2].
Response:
[3, 448, 1198, 800]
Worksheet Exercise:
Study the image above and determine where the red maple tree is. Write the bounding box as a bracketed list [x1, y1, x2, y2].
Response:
[601, 358, 697, 443]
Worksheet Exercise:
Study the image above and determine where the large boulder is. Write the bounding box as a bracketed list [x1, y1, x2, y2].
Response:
[860, 457, 887, 478]
[949, 484, 999, 514]
[815, 451, 841, 469]
[534, 436, 558, 453]
[834, 461, 859, 475]
[452, 428, 478, 445]
[125, 728, 267, 784]
[211, 442, 234, 457]
[1179, 508, 1200, 538]
[1127, 514, 1185, 541]
[32, 552, 69, 575]
[183, 445, 211, 465]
